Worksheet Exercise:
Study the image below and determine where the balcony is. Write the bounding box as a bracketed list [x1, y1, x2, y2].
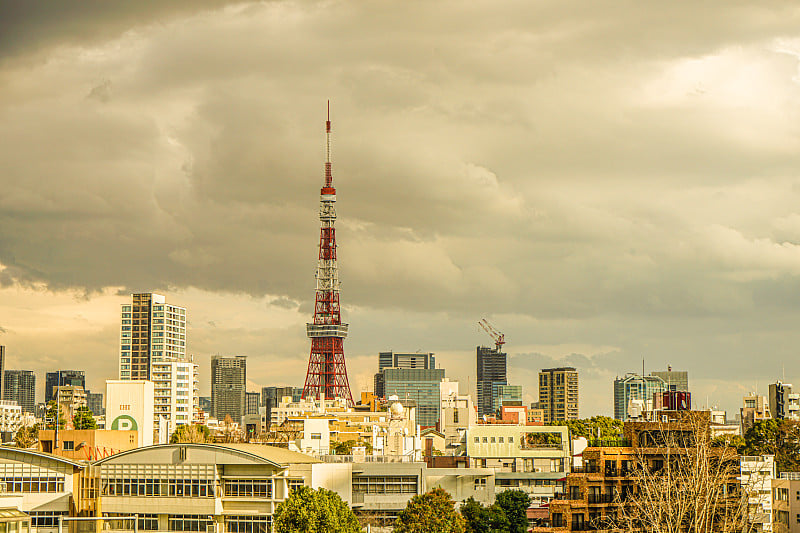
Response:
[587, 494, 614, 504]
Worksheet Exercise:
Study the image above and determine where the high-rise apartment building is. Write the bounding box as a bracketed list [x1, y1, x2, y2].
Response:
[3, 370, 35, 414]
[651, 366, 689, 392]
[477, 346, 507, 418]
[211, 356, 247, 423]
[382, 368, 445, 428]
[119, 293, 186, 380]
[45, 370, 85, 403]
[769, 381, 799, 421]
[0, 346, 5, 399]
[119, 293, 196, 437]
[152, 360, 199, 438]
[539, 367, 579, 423]
[613, 373, 667, 420]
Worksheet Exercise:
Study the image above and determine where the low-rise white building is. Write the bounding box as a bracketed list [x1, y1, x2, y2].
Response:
[741, 454, 775, 533]
[467, 424, 570, 506]
[0, 401, 22, 437]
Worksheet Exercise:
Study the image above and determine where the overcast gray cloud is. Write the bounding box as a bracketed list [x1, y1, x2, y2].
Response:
[2, 1, 800, 414]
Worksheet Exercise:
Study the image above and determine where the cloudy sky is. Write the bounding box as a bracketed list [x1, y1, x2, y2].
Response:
[2, 1, 800, 416]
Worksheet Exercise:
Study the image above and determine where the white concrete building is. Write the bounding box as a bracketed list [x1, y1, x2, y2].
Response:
[741, 454, 775, 533]
[467, 424, 571, 506]
[440, 379, 475, 453]
[0, 448, 82, 533]
[151, 360, 199, 442]
[105, 380, 155, 447]
[0, 401, 22, 436]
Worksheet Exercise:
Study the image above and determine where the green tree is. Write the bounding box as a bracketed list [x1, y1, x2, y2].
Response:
[14, 425, 37, 448]
[547, 416, 623, 440]
[494, 490, 530, 533]
[330, 439, 372, 455]
[330, 440, 356, 455]
[170, 424, 214, 444]
[461, 497, 509, 533]
[274, 485, 360, 533]
[72, 406, 97, 430]
[743, 419, 800, 472]
[710, 433, 745, 449]
[45, 401, 65, 430]
[395, 487, 465, 533]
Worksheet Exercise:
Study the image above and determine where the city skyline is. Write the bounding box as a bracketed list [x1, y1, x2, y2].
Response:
[3, 3, 800, 416]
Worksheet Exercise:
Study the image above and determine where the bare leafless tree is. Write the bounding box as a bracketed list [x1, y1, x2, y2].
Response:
[608, 413, 755, 533]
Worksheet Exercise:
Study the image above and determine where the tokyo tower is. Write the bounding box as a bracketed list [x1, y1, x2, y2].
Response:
[301, 103, 354, 405]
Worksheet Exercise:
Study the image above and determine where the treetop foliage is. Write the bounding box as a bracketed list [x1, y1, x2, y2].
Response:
[169, 424, 214, 444]
[547, 416, 623, 440]
[72, 406, 96, 430]
[274, 486, 360, 533]
[395, 487, 465, 533]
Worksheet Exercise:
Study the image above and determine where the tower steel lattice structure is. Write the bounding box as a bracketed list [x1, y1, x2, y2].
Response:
[302, 103, 354, 405]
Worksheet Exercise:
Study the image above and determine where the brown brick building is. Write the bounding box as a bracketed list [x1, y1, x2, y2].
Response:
[533, 411, 742, 532]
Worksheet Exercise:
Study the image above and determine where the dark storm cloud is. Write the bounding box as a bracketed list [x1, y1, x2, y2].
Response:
[3, 1, 800, 412]
[0, 0, 238, 62]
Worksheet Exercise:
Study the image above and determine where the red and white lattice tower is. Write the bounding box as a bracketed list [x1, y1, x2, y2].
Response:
[302, 103, 354, 405]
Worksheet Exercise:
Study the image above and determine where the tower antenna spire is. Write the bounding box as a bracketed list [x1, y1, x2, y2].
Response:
[302, 102, 353, 405]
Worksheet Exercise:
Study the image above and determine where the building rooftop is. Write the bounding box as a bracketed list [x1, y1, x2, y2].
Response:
[206, 443, 320, 465]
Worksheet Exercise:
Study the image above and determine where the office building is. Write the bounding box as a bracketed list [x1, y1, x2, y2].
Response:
[769, 381, 800, 420]
[375, 352, 436, 399]
[378, 352, 436, 371]
[492, 384, 523, 413]
[45, 370, 85, 403]
[3, 370, 35, 414]
[539, 367, 579, 423]
[246, 392, 260, 416]
[382, 368, 445, 428]
[86, 391, 104, 417]
[651, 366, 689, 392]
[212, 356, 247, 423]
[261, 386, 301, 408]
[613, 373, 667, 421]
[119, 292, 187, 381]
[477, 346, 507, 417]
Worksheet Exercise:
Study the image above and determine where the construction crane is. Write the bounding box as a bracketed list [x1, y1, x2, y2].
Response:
[478, 318, 505, 352]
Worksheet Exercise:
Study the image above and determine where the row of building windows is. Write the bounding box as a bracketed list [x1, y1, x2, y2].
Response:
[168, 515, 213, 532]
[226, 516, 272, 533]
[102, 479, 215, 498]
[352, 476, 418, 494]
[223, 479, 273, 498]
[4, 478, 65, 493]
[474, 436, 515, 443]
[29, 512, 67, 528]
